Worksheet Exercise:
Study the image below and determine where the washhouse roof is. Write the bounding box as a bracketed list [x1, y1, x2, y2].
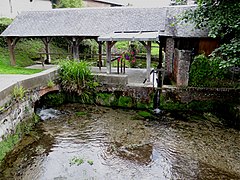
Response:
[1, 5, 208, 38]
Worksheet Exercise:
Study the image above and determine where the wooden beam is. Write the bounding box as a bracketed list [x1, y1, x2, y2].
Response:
[7, 37, 19, 66]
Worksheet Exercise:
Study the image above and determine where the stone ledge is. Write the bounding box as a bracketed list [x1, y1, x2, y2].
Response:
[94, 73, 128, 86]
[0, 67, 58, 107]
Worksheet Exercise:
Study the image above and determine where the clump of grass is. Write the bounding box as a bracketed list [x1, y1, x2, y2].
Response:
[58, 60, 98, 103]
[47, 80, 55, 88]
[13, 85, 26, 100]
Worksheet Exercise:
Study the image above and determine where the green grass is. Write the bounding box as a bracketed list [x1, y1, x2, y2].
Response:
[151, 42, 159, 56]
[0, 134, 19, 162]
[0, 39, 68, 74]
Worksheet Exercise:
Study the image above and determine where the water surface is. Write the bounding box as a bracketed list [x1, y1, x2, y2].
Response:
[1, 104, 240, 179]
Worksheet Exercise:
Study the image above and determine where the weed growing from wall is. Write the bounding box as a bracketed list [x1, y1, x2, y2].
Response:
[12, 85, 26, 101]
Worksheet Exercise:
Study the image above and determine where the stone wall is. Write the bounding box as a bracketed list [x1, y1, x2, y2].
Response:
[0, 68, 58, 141]
[163, 86, 240, 104]
[173, 48, 191, 86]
[0, 91, 38, 141]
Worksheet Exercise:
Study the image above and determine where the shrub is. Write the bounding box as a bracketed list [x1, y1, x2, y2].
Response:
[58, 60, 98, 103]
[189, 54, 226, 87]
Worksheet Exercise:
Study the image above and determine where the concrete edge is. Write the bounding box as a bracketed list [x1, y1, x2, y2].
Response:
[0, 67, 59, 107]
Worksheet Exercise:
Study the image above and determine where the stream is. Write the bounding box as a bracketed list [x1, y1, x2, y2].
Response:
[1, 103, 240, 179]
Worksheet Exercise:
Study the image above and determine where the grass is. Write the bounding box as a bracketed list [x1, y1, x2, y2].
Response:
[151, 42, 159, 56]
[0, 39, 68, 74]
[0, 46, 42, 74]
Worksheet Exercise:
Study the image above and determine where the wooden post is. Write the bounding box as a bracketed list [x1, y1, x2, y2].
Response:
[146, 41, 151, 82]
[106, 41, 116, 74]
[72, 37, 79, 61]
[106, 41, 112, 74]
[98, 42, 103, 71]
[42, 37, 52, 64]
[7, 37, 19, 66]
[71, 37, 83, 61]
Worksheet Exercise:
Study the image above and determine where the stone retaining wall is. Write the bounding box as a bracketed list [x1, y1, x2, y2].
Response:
[163, 86, 240, 103]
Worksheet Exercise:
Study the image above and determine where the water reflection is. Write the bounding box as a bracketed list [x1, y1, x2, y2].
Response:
[0, 104, 240, 179]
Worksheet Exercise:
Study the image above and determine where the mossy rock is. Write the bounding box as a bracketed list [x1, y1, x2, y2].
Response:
[137, 101, 153, 109]
[96, 93, 118, 107]
[118, 96, 133, 108]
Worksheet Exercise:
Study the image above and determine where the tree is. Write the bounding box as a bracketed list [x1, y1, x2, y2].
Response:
[185, 0, 240, 68]
[53, 0, 82, 8]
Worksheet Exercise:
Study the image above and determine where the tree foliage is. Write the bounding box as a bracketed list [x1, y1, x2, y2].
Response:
[185, 0, 240, 68]
[53, 0, 82, 8]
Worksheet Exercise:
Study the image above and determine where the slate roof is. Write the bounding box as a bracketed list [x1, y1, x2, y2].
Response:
[1, 6, 208, 38]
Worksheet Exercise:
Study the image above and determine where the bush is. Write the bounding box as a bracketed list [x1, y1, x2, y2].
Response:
[58, 60, 98, 103]
[189, 54, 226, 87]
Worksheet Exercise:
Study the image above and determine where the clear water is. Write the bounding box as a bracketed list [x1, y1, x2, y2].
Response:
[1, 104, 240, 180]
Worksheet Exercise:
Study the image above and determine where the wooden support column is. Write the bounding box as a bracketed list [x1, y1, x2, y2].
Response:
[71, 37, 83, 61]
[72, 37, 79, 61]
[98, 41, 104, 71]
[140, 41, 152, 82]
[106, 41, 116, 74]
[42, 37, 52, 64]
[7, 37, 20, 66]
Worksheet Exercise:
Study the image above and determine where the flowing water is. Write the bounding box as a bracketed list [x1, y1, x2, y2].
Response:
[1, 104, 240, 180]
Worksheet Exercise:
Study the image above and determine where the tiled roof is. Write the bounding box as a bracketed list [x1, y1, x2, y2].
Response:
[1, 6, 208, 38]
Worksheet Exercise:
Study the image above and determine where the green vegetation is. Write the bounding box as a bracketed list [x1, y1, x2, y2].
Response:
[189, 54, 239, 88]
[118, 96, 133, 108]
[137, 111, 152, 118]
[96, 93, 118, 107]
[12, 85, 26, 101]
[0, 18, 12, 47]
[53, 0, 82, 8]
[58, 60, 98, 103]
[0, 114, 40, 163]
[70, 157, 84, 166]
[151, 42, 159, 56]
[87, 160, 94, 165]
[47, 80, 55, 88]
[75, 111, 87, 116]
[0, 134, 19, 163]
[69, 157, 94, 166]
[184, 0, 240, 68]
[42, 92, 65, 107]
